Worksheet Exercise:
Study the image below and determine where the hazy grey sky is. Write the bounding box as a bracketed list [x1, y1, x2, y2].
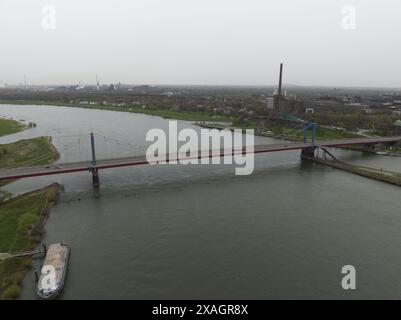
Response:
[1, 0, 400, 87]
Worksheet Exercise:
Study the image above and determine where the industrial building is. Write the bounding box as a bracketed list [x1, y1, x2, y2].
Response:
[269, 63, 305, 117]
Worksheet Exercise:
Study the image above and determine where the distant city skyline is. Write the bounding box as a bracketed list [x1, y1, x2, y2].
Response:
[1, 82, 401, 90]
[1, 0, 400, 87]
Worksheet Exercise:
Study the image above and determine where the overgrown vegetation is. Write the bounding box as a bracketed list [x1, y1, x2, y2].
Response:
[0, 184, 61, 299]
[0, 131, 61, 299]
[311, 106, 401, 136]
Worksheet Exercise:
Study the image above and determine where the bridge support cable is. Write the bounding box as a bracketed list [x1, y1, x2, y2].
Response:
[91, 130, 137, 158]
[318, 146, 338, 161]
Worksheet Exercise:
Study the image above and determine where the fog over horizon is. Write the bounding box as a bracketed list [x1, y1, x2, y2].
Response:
[1, 0, 400, 87]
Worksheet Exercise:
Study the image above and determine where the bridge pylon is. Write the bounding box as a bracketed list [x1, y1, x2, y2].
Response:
[303, 122, 316, 145]
[90, 132, 100, 187]
[301, 122, 317, 160]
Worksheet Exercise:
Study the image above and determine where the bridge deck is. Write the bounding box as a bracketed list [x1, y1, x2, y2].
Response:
[0, 136, 399, 181]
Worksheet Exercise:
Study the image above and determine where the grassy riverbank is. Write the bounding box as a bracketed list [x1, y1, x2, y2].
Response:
[0, 99, 233, 122]
[0, 116, 59, 187]
[0, 136, 59, 169]
[0, 137, 59, 196]
[0, 183, 60, 299]
[0, 132, 61, 299]
[0, 118, 27, 137]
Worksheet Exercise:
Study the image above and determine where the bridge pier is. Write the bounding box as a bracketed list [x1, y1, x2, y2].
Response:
[91, 168, 100, 187]
[364, 143, 376, 151]
[301, 146, 316, 160]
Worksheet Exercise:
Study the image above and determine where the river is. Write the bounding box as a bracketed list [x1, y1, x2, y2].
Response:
[1, 104, 400, 299]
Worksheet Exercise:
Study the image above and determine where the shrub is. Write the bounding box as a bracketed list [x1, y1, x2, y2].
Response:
[9, 271, 26, 285]
[46, 186, 60, 202]
[2, 284, 21, 300]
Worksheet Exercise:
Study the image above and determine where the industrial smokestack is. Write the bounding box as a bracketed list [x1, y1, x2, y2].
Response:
[272, 63, 284, 116]
[278, 63, 283, 97]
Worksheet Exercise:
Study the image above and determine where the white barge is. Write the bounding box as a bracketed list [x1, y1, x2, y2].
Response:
[36, 242, 70, 299]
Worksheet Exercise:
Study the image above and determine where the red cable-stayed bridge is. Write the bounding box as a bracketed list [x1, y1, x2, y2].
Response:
[0, 133, 399, 186]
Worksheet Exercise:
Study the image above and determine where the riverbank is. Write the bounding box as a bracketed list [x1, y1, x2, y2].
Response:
[0, 183, 61, 299]
[0, 118, 27, 137]
[0, 99, 234, 122]
[0, 100, 368, 141]
[0, 136, 59, 169]
[0, 133, 61, 299]
[197, 121, 361, 141]
[0, 136, 59, 189]
[314, 157, 401, 187]
[341, 144, 401, 157]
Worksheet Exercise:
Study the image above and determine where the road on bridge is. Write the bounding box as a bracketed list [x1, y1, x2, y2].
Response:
[0, 136, 400, 181]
